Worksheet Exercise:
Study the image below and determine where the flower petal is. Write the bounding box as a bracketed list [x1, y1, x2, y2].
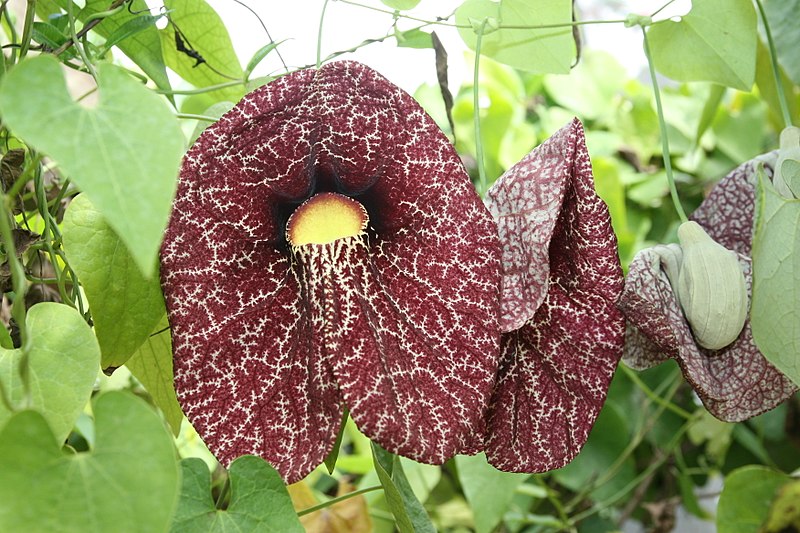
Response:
[161, 61, 501, 481]
[620, 158, 798, 421]
[483, 119, 625, 472]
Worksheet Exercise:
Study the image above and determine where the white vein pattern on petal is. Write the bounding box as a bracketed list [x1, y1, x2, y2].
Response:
[161, 61, 501, 480]
[485, 119, 625, 472]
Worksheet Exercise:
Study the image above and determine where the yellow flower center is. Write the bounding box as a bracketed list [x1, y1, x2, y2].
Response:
[286, 192, 368, 246]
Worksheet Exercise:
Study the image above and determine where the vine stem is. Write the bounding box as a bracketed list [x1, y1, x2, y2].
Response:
[297, 485, 383, 517]
[156, 80, 245, 96]
[0, 191, 31, 405]
[473, 19, 489, 197]
[336, 0, 626, 29]
[641, 26, 688, 223]
[175, 113, 219, 122]
[620, 364, 692, 419]
[316, 0, 331, 69]
[754, 0, 793, 128]
[66, 0, 97, 80]
[18, 0, 35, 60]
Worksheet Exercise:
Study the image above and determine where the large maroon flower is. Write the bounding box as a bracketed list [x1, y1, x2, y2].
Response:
[619, 158, 798, 421]
[482, 119, 625, 472]
[160, 61, 502, 482]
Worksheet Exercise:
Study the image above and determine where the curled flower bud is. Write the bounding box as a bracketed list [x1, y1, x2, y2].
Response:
[675, 221, 748, 350]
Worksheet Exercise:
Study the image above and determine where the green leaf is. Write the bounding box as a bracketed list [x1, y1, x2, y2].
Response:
[125, 315, 183, 436]
[170, 456, 302, 533]
[456, 453, 529, 533]
[57, 0, 172, 93]
[764, 0, 800, 85]
[31, 21, 70, 49]
[717, 466, 789, 533]
[381, 0, 421, 9]
[371, 443, 435, 533]
[765, 479, 800, 532]
[696, 84, 726, 144]
[244, 41, 285, 78]
[751, 171, 800, 386]
[0, 303, 99, 443]
[455, 0, 574, 74]
[101, 14, 163, 56]
[647, 0, 756, 90]
[0, 391, 180, 533]
[395, 28, 433, 49]
[160, 0, 245, 103]
[0, 55, 184, 276]
[62, 194, 166, 368]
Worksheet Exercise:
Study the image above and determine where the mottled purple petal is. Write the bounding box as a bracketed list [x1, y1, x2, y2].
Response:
[620, 158, 798, 421]
[483, 119, 625, 472]
[160, 61, 501, 482]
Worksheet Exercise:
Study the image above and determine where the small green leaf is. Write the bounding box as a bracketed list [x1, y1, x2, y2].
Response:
[101, 14, 163, 55]
[0, 391, 180, 533]
[717, 466, 789, 533]
[31, 21, 70, 49]
[0, 55, 184, 276]
[0, 303, 99, 443]
[371, 443, 435, 533]
[125, 316, 183, 436]
[395, 28, 433, 49]
[244, 41, 285, 78]
[323, 409, 349, 473]
[381, 0, 421, 9]
[456, 453, 529, 533]
[62, 194, 166, 368]
[455, 0, 574, 74]
[696, 84, 726, 144]
[170, 456, 303, 533]
[751, 171, 800, 386]
[647, 0, 756, 90]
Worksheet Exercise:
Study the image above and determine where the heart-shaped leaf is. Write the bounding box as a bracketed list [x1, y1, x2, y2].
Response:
[63, 194, 166, 369]
[170, 456, 302, 533]
[455, 0, 574, 74]
[0, 302, 99, 442]
[0, 55, 184, 276]
[647, 0, 756, 90]
[751, 173, 800, 387]
[0, 391, 180, 533]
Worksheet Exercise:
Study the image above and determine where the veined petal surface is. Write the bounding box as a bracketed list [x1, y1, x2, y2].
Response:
[161, 61, 501, 482]
[483, 119, 625, 472]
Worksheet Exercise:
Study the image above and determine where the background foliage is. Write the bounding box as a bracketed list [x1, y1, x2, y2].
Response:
[0, 0, 798, 532]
